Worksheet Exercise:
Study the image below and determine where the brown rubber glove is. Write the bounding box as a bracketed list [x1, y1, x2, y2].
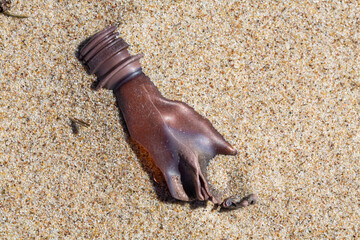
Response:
[78, 26, 257, 209]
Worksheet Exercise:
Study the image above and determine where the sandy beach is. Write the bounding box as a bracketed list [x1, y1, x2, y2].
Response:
[1, 0, 359, 238]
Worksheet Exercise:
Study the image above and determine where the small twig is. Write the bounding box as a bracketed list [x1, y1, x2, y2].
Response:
[2, 10, 28, 18]
[69, 117, 90, 135]
[1, 0, 28, 19]
[69, 117, 90, 128]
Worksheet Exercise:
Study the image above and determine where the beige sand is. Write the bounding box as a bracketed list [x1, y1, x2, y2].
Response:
[1, 0, 359, 238]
